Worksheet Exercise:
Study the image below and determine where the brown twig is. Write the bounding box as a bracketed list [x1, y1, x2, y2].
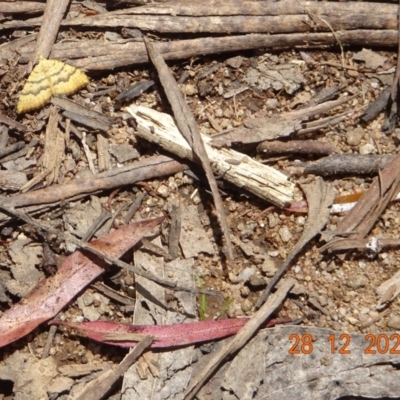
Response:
[123, 192, 144, 224]
[303, 154, 394, 176]
[143, 36, 234, 260]
[34, 0, 70, 61]
[382, 0, 400, 134]
[257, 140, 335, 156]
[168, 203, 181, 259]
[0, 155, 186, 224]
[0, 114, 26, 132]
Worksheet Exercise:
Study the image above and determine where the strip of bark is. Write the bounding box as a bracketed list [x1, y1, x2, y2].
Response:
[0, 2, 45, 15]
[321, 237, 400, 253]
[143, 37, 234, 260]
[0, 114, 26, 133]
[5, 0, 397, 34]
[13, 30, 398, 71]
[257, 140, 335, 156]
[127, 105, 295, 207]
[51, 97, 113, 125]
[0, 141, 25, 159]
[303, 154, 394, 176]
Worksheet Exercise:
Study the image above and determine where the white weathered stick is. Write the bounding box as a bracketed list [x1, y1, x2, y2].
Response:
[125, 105, 295, 207]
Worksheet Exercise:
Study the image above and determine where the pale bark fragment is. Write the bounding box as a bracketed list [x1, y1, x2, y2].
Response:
[125, 105, 295, 208]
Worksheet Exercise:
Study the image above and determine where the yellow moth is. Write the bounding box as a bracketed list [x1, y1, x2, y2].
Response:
[17, 55, 89, 114]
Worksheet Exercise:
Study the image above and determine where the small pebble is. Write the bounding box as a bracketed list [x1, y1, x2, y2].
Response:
[359, 143, 375, 155]
[157, 184, 170, 198]
[241, 299, 253, 312]
[347, 316, 359, 325]
[261, 257, 278, 277]
[387, 315, 400, 330]
[346, 126, 364, 146]
[278, 226, 292, 243]
[229, 267, 254, 283]
[345, 275, 368, 289]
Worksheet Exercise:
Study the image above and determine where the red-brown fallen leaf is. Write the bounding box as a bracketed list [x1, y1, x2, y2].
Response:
[0, 216, 165, 348]
[50, 317, 292, 348]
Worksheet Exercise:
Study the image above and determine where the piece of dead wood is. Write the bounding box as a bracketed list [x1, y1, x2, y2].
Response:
[195, 325, 400, 399]
[282, 93, 359, 121]
[20, 169, 51, 193]
[320, 153, 400, 252]
[12, 30, 398, 72]
[96, 133, 110, 172]
[183, 277, 296, 400]
[0, 154, 185, 224]
[210, 115, 301, 148]
[255, 177, 335, 308]
[210, 94, 357, 148]
[126, 105, 295, 208]
[0, 141, 26, 160]
[115, 80, 155, 103]
[81, 132, 96, 173]
[82, 0, 108, 15]
[42, 106, 64, 184]
[382, 1, 400, 135]
[0, 114, 26, 133]
[303, 154, 394, 176]
[0, 171, 27, 191]
[82, 208, 112, 242]
[72, 336, 154, 400]
[361, 86, 391, 123]
[91, 282, 135, 307]
[51, 98, 113, 132]
[4, 1, 398, 33]
[33, 0, 70, 62]
[51, 97, 113, 125]
[168, 203, 181, 259]
[299, 82, 348, 107]
[257, 139, 335, 157]
[297, 111, 357, 136]
[0, 2, 46, 15]
[140, 237, 173, 261]
[0, 138, 38, 164]
[376, 270, 400, 309]
[143, 36, 234, 259]
[54, 1, 400, 34]
[321, 236, 400, 254]
[123, 192, 144, 224]
[0, 126, 8, 149]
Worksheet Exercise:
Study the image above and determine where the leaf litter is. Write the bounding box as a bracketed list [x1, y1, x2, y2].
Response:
[3, 1, 400, 399]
